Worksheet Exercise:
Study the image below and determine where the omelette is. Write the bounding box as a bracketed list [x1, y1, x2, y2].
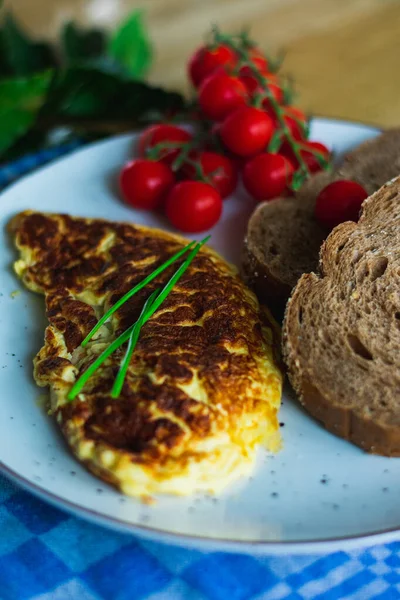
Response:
[9, 210, 282, 499]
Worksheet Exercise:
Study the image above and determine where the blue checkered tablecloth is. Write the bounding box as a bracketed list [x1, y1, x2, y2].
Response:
[1, 144, 400, 600]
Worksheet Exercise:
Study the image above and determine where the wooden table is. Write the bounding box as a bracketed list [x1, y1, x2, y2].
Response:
[5, 0, 400, 127]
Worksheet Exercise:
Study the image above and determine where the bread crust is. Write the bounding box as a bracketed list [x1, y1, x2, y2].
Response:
[242, 129, 400, 315]
[283, 179, 400, 456]
[242, 231, 292, 318]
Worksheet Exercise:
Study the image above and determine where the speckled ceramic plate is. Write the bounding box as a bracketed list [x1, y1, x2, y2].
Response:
[1, 118, 399, 554]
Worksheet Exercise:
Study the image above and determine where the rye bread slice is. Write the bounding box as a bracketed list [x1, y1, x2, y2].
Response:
[241, 129, 400, 317]
[283, 178, 400, 456]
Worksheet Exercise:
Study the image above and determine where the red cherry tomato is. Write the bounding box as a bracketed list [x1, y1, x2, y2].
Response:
[315, 180, 368, 230]
[279, 107, 308, 140]
[282, 140, 330, 173]
[264, 110, 306, 142]
[257, 74, 284, 108]
[242, 153, 294, 201]
[166, 181, 223, 233]
[138, 124, 192, 166]
[284, 106, 308, 124]
[239, 69, 283, 105]
[283, 115, 306, 141]
[300, 141, 330, 173]
[238, 65, 270, 95]
[198, 71, 248, 121]
[181, 151, 238, 199]
[219, 106, 275, 158]
[248, 47, 269, 72]
[188, 44, 237, 87]
[120, 159, 175, 210]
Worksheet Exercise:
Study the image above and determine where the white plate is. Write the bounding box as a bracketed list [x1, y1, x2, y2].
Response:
[1, 118, 399, 555]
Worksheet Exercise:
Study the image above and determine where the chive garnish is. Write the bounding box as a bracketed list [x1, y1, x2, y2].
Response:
[67, 235, 210, 402]
[81, 239, 197, 348]
[110, 289, 159, 399]
[67, 324, 136, 401]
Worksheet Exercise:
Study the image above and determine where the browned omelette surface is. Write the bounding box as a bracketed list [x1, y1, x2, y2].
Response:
[10, 211, 282, 498]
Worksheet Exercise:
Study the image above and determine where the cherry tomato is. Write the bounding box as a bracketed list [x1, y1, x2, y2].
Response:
[238, 65, 269, 95]
[282, 140, 330, 173]
[243, 153, 294, 201]
[279, 106, 308, 140]
[264, 110, 306, 142]
[181, 151, 238, 199]
[239, 69, 282, 105]
[300, 141, 330, 173]
[257, 74, 284, 108]
[198, 71, 248, 121]
[120, 159, 175, 210]
[166, 181, 223, 232]
[282, 115, 306, 141]
[284, 106, 307, 124]
[248, 47, 269, 72]
[138, 124, 192, 166]
[219, 106, 275, 158]
[287, 117, 307, 141]
[315, 180, 368, 230]
[188, 44, 237, 87]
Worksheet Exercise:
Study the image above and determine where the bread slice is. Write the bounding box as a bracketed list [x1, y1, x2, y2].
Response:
[241, 129, 400, 317]
[283, 178, 400, 456]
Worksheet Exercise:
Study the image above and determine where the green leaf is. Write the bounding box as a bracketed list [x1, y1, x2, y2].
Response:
[44, 66, 185, 121]
[61, 22, 108, 64]
[112, 80, 185, 120]
[46, 67, 120, 118]
[1, 13, 56, 75]
[108, 10, 153, 79]
[0, 70, 53, 157]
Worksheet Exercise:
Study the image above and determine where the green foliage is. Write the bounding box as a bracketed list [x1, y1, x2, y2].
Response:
[0, 10, 184, 161]
[0, 70, 53, 154]
[108, 11, 153, 79]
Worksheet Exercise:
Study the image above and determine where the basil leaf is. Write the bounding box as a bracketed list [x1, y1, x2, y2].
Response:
[61, 22, 108, 64]
[0, 70, 53, 156]
[1, 13, 56, 75]
[108, 11, 153, 79]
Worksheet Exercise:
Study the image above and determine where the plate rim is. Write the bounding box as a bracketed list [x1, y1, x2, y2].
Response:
[3, 459, 400, 555]
[3, 116, 398, 555]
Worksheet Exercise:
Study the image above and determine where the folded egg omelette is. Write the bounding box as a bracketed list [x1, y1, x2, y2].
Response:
[9, 211, 282, 499]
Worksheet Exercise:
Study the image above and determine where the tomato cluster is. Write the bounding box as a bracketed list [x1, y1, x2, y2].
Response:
[119, 34, 332, 233]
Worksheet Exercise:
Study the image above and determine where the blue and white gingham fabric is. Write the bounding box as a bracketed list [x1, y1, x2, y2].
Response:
[1, 145, 400, 600]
